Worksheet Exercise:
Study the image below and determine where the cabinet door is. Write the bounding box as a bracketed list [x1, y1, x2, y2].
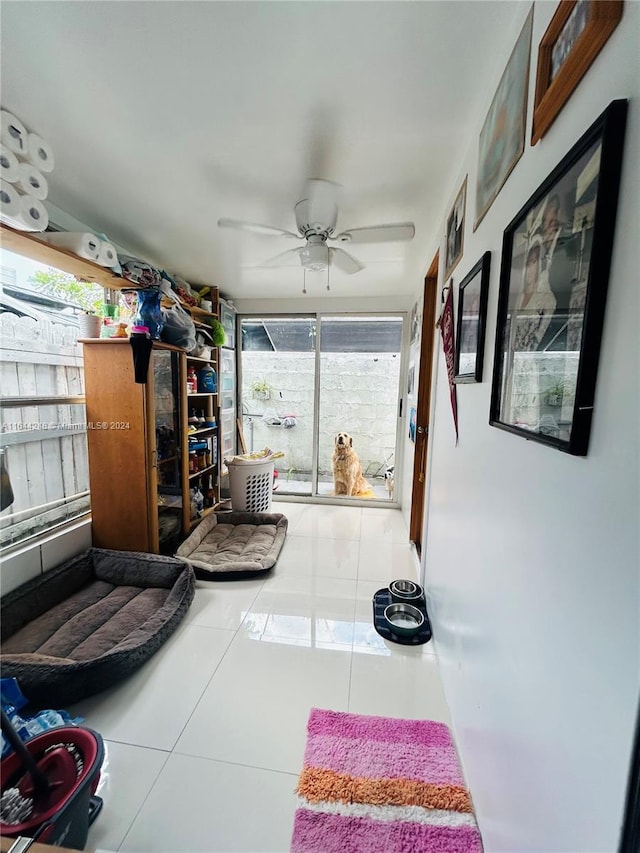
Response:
[83, 340, 151, 552]
[152, 349, 184, 554]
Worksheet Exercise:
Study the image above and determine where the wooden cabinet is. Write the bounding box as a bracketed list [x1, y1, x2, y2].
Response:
[82, 339, 220, 554]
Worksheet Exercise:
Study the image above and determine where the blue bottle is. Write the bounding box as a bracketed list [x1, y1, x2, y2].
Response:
[197, 364, 217, 393]
[133, 289, 163, 340]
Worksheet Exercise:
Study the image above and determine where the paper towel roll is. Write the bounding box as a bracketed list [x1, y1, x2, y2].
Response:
[45, 231, 101, 261]
[27, 132, 55, 173]
[0, 178, 21, 219]
[0, 144, 20, 183]
[97, 240, 118, 267]
[1, 193, 49, 231]
[15, 162, 48, 200]
[0, 110, 29, 157]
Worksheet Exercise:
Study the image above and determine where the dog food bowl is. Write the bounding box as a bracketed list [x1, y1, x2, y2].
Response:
[389, 579, 424, 604]
[383, 603, 425, 637]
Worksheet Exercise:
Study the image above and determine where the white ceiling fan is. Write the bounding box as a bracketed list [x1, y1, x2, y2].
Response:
[217, 179, 415, 276]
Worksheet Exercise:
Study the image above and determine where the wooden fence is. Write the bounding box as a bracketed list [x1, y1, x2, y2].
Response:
[0, 312, 90, 548]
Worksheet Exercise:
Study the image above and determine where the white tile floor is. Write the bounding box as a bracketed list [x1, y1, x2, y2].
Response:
[72, 502, 451, 853]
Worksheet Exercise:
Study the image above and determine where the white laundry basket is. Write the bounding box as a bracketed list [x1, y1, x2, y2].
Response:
[226, 458, 274, 513]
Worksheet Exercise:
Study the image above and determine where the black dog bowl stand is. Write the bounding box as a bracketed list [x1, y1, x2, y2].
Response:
[372, 587, 432, 646]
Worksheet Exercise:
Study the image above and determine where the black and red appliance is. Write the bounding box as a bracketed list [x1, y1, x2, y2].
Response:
[0, 709, 104, 850]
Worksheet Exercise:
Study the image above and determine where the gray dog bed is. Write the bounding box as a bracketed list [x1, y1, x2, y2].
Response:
[0, 548, 195, 707]
[176, 511, 288, 579]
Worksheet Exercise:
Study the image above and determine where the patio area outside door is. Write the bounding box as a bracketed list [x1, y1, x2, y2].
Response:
[239, 314, 404, 503]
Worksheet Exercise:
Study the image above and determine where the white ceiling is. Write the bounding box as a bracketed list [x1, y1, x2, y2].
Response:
[1, 1, 522, 302]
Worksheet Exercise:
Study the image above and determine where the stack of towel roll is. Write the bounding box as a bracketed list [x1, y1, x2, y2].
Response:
[0, 108, 53, 232]
[43, 230, 119, 269]
[0, 107, 119, 269]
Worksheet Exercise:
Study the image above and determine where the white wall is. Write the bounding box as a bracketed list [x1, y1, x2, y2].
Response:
[0, 518, 92, 595]
[416, 4, 639, 851]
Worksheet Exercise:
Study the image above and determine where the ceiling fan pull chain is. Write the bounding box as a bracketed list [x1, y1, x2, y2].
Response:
[326, 265, 330, 292]
[302, 268, 308, 295]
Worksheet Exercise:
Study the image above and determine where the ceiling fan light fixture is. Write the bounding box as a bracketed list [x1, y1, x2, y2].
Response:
[300, 242, 329, 271]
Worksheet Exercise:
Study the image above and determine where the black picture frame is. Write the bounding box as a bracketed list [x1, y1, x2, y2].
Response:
[444, 177, 467, 280]
[453, 252, 491, 383]
[489, 99, 628, 455]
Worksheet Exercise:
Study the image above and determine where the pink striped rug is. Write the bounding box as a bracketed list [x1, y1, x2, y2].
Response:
[291, 708, 482, 853]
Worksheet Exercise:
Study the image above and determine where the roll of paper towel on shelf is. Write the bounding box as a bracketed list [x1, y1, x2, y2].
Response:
[0, 144, 20, 183]
[0, 178, 22, 219]
[27, 132, 55, 173]
[15, 161, 48, 200]
[1, 192, 48, 231]
[97, 240, 118, 267]
[0, 110, 29, 157]
[44, 230, 101, 260]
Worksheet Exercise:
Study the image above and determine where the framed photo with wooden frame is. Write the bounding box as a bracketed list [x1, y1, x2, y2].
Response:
[444, 177, 467, 280]
[453, 252, 491, 384]
[531, 0, 623, 144]
[489, 99, 627, 455]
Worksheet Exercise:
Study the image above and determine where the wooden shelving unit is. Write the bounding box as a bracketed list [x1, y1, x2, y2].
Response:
[6, 223, 225, 550]
[1, 223, 124, 289]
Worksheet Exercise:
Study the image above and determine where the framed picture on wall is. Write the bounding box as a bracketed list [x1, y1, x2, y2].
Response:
[453, 252, 491, 383]
[489, 99, 628, 455]
[531, 0, 623, 144]
[444, 177, 467, 280]
[409, 407, 417, 443]
[474, 8, 533, 229]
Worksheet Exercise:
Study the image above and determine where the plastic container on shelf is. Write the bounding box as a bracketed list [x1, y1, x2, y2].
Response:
[197, 364, 217, 393]
[226, 457, 274, 513]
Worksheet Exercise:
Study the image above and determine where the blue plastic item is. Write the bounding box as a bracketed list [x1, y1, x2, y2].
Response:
[198, 364, 217, 393]
[133, 288, 163, 340]
[0, 677, 83, 758]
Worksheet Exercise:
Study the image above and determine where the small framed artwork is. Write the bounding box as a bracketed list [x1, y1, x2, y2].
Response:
[489, 99, 627, 455]
[444, 177, 467, 280]
[531, 0, 623, 144]
[409, 407, 417, 443]
[475, 8, 533, 229]
[407, 362, 415, 396]
[453, 252, 491, 383]
[409, 301, 421, 344]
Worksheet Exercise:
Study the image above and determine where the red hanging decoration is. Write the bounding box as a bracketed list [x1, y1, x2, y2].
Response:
[438, 284, 459, 444]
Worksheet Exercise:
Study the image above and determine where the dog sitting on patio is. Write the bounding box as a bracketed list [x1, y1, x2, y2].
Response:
[332, 432, 371, 497]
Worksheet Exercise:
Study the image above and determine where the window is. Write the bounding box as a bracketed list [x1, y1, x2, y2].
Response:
[0, 249, 104, 549]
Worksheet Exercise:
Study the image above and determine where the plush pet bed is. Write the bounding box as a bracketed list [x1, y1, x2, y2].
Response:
[0, 548, 195, 707]
[176, 511, 288, 580]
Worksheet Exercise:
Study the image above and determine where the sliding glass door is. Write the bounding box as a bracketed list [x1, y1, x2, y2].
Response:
[239, 313, 404, 502]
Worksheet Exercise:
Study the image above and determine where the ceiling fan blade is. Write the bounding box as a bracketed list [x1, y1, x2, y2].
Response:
[217, 218, 299, 239]
[329, 247, 365, 275]
[258, 247, 305, 268]
[332, 222, 415, 244]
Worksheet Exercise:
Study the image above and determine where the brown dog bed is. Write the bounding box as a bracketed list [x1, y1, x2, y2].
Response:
[176, 511, 288, 579]
[0, 548, 195, 707]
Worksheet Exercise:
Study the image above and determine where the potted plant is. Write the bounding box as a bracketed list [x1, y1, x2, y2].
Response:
[251, 379, 273, 400]
[544, 378, 574, 407]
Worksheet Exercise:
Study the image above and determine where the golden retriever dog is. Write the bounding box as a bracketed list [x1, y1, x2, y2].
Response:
[332, 432, 370, 497]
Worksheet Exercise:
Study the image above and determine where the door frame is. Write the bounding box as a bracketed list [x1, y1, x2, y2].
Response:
[409, 252, 439, 552]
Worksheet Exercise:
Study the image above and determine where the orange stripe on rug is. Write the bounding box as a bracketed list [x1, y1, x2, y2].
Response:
[296, 766, 474, 813]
